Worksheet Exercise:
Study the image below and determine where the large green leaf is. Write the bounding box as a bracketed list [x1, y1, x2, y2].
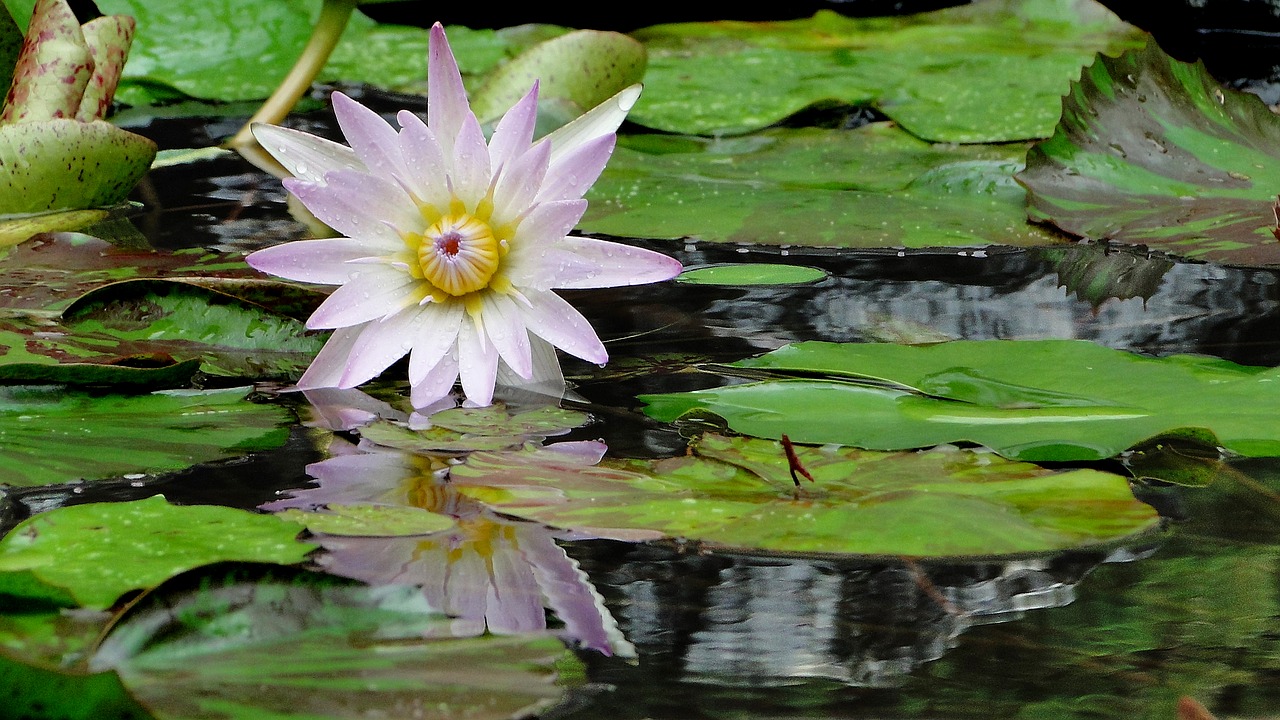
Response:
[0, 496, 315, 608]
[1018, 42, 1280, 267]
[629, 0, 1144, 141]
[583, 123, 1065, 247]
[640, 339, 1280, 461]
[448, 434, 1158, 557]
[0, 120, 155, 215]
[89, 571, 578, 720]
[0, 386, 292, 486]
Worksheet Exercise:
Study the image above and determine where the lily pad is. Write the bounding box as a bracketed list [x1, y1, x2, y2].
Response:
[0, 496, 315, 608]
[1017, 41, 1280, 267]
[276, 505, 456, 537]
[676, 264, 829, 286]
[629, 0, 1144, 141]
[583, 124, 1065, 248]
[359, 403, 591, 454]
[88, 569, 578, 720]
[0, 386, 293, 486]
[448, 434, 1158, 557]
[640, 339, 1280, 462]
[0, 120, 155, 215]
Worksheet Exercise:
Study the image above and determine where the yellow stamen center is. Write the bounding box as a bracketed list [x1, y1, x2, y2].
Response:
[417, 213, 500, 297]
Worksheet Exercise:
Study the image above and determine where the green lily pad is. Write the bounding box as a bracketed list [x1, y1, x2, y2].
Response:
[640, 339, 1280, 462]
[359, 403, 591, 454]
[0, 386, 292, 486]
[448, 434, 1159, 557]
[0, 120, 155, 215]
[583, 124, 1065, 247]
[0, 496, 315, 608]
[89, 570, 578, 720]
[1017, 42, 1280, 267]
[629, 0, 1144, 140]
[676, 264, 828, 286]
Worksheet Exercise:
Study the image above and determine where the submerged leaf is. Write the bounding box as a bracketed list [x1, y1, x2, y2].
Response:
[1018, 42, 1280, 266]
[448, 434, 1158, 557]
[0, 496, 315, 608]
[676, 264, 829, 286]
[640, 340, 1280, 461]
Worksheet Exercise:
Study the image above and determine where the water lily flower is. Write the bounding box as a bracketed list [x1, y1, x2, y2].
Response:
[246, 23, 682, 408]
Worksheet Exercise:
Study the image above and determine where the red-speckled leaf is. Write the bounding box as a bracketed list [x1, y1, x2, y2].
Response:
[1, 0, 91, 123]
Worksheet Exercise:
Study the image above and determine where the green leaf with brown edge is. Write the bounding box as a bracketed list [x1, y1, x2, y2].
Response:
[0, 496, 316, 609]
[471, 29, 645, 131]
[1017, 41, 1280, 267]
[0, 120, 155, 215]
[448, 434, 1159, 557]
[629, 0, 1144, 141]
[639, 339, 1280, 462]
[584, 123, 1066, 248]
[0, 386, 292, 486]
[0, 233, 266, 315]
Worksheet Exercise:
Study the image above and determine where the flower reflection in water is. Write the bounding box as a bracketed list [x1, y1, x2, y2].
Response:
[263, 442, 631, 656]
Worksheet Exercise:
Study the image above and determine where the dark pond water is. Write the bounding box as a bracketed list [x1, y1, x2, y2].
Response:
[15, 83, 1268, 718]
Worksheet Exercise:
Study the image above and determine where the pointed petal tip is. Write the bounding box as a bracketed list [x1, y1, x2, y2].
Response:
[618, 84, 643, 112]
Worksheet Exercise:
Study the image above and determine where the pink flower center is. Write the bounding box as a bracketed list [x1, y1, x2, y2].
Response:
[418, 213, 500, 297]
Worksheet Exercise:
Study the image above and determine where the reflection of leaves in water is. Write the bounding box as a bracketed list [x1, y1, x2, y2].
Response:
[89, 568, 577, 720]
[265, 444, 631, 656]
[1044, 244, 1174, 308]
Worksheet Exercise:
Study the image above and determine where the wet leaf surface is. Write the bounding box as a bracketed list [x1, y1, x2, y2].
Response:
[629, 0, 1144, 140]
[640, 339, 1280, 461]
[447, 434, 1159, 557]
[1018, 41, 1280, 266]
[584, 124, 1065, 247]
[676, 264, 829, 286]
[0, 496, 315, 608]
[0, 386, 292, 486]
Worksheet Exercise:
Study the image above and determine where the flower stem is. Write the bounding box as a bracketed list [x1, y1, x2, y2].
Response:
[227, 0, 359, 148]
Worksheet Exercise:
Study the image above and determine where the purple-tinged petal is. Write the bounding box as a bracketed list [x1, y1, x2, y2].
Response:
[252, 123, 364, 184]
[245, 237, 379, 285]
[457, 318, 499, 405]
[496, 335, 565, 399]
[479, 293, 532, 379]
[296, 325, 365, 389]
[554, 237, 684, 289]
[396, 111, 452, 209]
[407, 301, 465, 386]
[490, 140, 551, 229]
[285, 171, 420, 249]
[485, 529, 546, 634]
[517, 289, 607, 364]
[411, 349, 459, 409]
[300, 387, 408, 431]
[487, 82, 539, 174]
[338, 305, 430, 387]
[332, 92, 413, 186]
[261, 451, 417, 510]
[511, 199, 587, 245]
[428, 23, 471, 161]
[544, 440, 609, 464]
[523, 530, 628, 655]
[541, 84, 641, 166]
[306, 267, 421, 329]
[537, 134, 616, 204]
[450, 114, 492, 211]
